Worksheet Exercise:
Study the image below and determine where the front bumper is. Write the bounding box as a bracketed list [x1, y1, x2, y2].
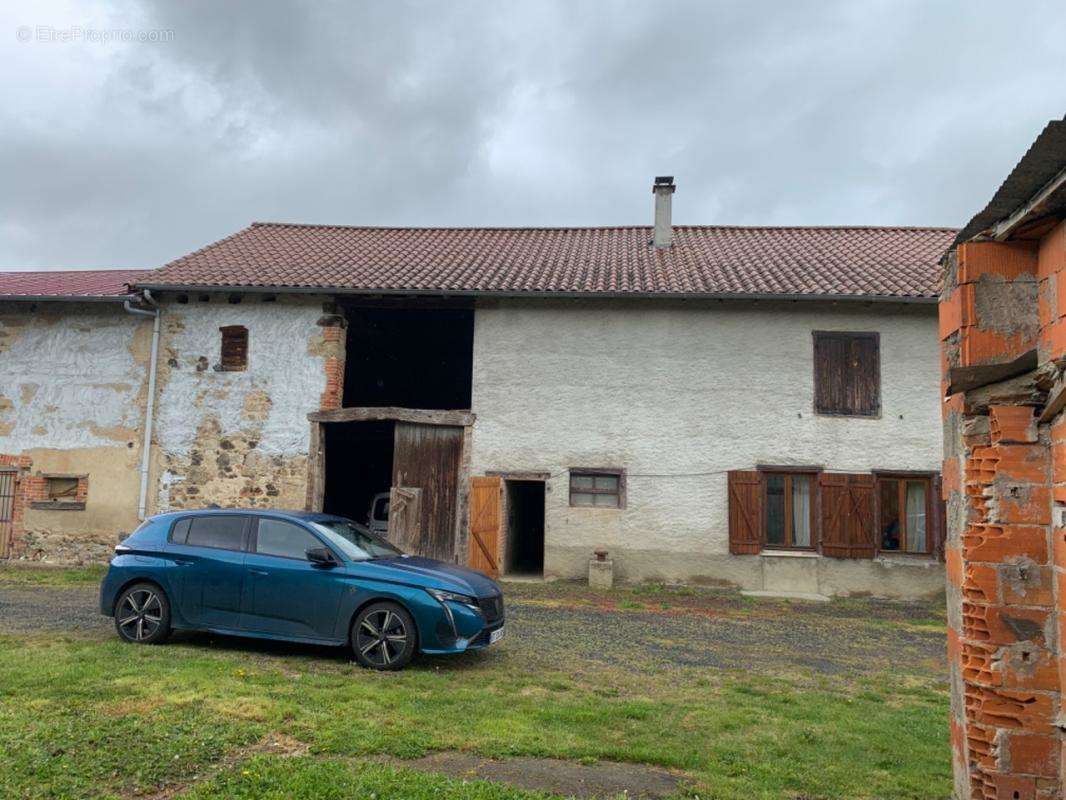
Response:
[418, 592, 505, 655]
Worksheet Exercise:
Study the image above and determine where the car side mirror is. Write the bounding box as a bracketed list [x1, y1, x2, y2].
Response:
[306, 546, 337, 567]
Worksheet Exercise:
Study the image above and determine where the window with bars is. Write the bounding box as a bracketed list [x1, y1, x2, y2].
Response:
[569, 469, 624, 508]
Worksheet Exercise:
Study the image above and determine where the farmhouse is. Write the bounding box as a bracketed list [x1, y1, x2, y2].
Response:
[0, 179, 951, 598]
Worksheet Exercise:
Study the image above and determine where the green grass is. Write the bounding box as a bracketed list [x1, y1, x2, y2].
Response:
[0, 564, 106, 586]
[0, 627, 951, 800]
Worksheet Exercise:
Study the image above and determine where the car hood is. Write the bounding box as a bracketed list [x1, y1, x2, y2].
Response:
[354, 555, 500, 597]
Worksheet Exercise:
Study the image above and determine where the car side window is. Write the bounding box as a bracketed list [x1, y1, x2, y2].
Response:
[184, 516, 247, 551]
[170, 518, 191, 543]
[255, 518, 324, 561]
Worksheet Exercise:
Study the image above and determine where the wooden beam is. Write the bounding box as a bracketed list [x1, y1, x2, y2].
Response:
[1039, 375, 1066, 423]
[947, 349, 1038, 395]
[308, 406, 475, 427]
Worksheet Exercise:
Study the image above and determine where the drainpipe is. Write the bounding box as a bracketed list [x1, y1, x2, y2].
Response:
[124, 289, 160, 521]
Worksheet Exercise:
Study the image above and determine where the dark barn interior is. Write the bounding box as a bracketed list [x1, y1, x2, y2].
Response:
[322, 420, 394, 525]
[341, 307, 474, 410]
[505, 480, 545, 575]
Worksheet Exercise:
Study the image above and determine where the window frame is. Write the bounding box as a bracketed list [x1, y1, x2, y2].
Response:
[759, 469, 818, 551]
[218, 325, 249, 372]
[249, 516, 339, 563]
[874, 473, 934, 556]
[168, 514, 252, 553]
[812, 330, 881, 418]
[568, 467, 626, 509]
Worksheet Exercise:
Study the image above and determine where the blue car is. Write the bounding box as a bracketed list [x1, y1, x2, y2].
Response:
[99, 509, 505, 670]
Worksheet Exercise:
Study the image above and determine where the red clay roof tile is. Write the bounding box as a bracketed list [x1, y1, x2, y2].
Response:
[0, 269, 146, 299]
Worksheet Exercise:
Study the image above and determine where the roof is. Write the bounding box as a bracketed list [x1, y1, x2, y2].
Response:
[0, 269, 147, 301]
[953, 119, 1066, 248]
[141, 223, 957, 302]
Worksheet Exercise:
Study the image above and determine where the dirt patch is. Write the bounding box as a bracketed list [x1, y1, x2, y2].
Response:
[394, 751, 687, 799]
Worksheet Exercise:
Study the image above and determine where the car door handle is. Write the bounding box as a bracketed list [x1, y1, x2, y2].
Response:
[173, 559, 193, 567]
[248, 568, 269, 576]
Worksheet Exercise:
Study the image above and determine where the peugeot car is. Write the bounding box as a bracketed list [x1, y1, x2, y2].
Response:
[99, 509, 505, 670]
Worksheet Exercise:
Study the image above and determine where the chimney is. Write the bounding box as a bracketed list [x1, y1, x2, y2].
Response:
[652, 176, 675, 248]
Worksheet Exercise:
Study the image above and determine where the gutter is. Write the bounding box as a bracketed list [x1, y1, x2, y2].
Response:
[132, 284, 939, 305]
[123, 290, 161, 521]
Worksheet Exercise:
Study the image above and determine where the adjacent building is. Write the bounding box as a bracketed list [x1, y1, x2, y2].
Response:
[1, 180, 950, 598]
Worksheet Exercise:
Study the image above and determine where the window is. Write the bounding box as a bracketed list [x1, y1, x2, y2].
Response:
[569, 469, 624, 508]
[219, 325, 248, 371]
[878, 477, 930, 554]
[30, 474, 87, 510]
[184, 515, 247, 550]
[255, 518, 323, 560]
[46, 477, 79, 501]
[813, 331, 880, 417]
[764, 472, 814, 548]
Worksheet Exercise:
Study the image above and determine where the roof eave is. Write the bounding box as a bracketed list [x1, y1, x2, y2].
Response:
[0, 294, 138, 303]
[132, 282, 937, 305]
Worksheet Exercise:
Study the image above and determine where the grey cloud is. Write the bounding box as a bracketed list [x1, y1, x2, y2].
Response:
[1, 0, 1064, 269]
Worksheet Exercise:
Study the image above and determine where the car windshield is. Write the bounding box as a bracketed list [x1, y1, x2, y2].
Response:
[310, 518, 403, 561]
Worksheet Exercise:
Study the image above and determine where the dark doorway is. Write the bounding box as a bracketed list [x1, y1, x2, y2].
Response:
[322, 420, 394, 525]
[342, 307, 474, 410]
[504, 481, 545, 576]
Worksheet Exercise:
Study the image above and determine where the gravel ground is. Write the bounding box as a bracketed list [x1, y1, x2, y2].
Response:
[0, 581, 946, 678]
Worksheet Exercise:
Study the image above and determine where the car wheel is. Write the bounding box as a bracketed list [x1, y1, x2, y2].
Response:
[351, 601, 416, 670]
[114, 583, 171, 645]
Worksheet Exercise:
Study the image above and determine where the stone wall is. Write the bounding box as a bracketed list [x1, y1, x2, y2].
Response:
[150, 294, 337, 515]
[0, 302, 152, 561]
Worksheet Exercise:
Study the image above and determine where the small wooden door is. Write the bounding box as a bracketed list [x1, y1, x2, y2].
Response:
[0, 469, 15, 558]
[391, 422, 464, 561]
[469, 476, 501, 578]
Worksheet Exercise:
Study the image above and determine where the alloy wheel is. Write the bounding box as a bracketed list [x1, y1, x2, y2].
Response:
[355, 609, 408, 668]
[117, 588, 163, 642]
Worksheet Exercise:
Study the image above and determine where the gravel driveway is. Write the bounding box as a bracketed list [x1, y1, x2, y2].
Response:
[0, 581, 946, 679]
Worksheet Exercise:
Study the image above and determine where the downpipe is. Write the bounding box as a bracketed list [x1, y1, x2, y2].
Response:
[123, 289, 160, 521]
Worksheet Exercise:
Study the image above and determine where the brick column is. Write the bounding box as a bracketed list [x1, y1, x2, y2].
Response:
[941, 236, 1065, 799]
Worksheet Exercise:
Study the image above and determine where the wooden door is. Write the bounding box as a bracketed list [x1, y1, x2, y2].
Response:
[391, 422, 464, 561]
[0, 469, 15, 558]
[469, 476, 501, 578]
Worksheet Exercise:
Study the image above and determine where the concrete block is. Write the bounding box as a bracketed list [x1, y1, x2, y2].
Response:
[588, 558, 613, 590]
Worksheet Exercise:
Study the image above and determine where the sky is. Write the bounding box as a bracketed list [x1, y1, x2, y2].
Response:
[1, 0, 1065, 271]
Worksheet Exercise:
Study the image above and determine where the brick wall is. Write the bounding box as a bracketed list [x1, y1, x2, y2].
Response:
[317, 311, 346, 411]
[941, 231, 1066, 799]
[0, 454, 32, 557]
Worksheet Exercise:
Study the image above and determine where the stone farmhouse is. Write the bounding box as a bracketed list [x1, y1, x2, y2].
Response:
[0, 179, 951, 598]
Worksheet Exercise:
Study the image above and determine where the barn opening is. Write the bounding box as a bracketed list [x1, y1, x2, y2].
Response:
[504, 480, 545, 576]
[341, 306, 474, 410]
[322, 420, 394, 527]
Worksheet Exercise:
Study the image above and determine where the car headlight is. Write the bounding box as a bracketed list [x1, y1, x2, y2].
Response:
[426, 588, 478, 608]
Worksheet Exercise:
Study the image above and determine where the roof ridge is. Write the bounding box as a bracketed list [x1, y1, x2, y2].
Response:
[249, 221, 959, 234]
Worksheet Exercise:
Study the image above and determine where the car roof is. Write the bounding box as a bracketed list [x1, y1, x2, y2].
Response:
[149, 508, 347, 524]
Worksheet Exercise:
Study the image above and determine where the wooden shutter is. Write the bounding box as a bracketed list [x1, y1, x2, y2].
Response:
[813, 332, 880, 416]
[819, 473, 876, 558]
[727, 470, 762, 554]
[219, 326, 249, 371]
[469, 476, 501, 578]
[932, 473, 946, 562]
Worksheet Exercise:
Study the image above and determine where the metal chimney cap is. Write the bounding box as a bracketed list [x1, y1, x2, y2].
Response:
[653, 176, 676, 193]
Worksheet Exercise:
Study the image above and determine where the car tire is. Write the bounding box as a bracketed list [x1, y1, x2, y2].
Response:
[351, 601, 417, 671]
[114, 582, 172, 645]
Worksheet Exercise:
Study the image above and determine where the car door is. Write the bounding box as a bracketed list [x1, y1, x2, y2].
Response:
[166, 514, 250, 630]
[240, 517, 345, 640]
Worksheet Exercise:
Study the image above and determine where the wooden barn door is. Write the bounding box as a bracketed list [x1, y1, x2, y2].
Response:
[391, 422, 464, 561]
[0, 469, 15, 558]
[469, 476, 501, 578]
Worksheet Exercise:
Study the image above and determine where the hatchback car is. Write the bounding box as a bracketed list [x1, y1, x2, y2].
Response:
[99, 509, 505, 670]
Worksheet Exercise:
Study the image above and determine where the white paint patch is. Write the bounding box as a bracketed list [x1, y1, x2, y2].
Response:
[470, 300, 943, 564]
[154, 299, 326, 459]
[0, 305, 147, 449]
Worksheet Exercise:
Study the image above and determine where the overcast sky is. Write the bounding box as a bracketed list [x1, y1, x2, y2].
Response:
[1, 1, 1064, 271]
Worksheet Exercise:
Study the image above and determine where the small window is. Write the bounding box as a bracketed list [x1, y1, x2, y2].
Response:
[185, 516, 247, 551]
[813, 331, 880, 417]
[255, 518, 323, 560]
[170, 518, 191, 544]
[878, 477, 930, 554]
[763, 472, 814, 548]
[219, 325, 249, 371]
[569, 469, 624, 508]
[46, 477, 79, 501]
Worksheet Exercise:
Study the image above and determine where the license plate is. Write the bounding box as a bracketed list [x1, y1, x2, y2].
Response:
[489, 627, 505, 644]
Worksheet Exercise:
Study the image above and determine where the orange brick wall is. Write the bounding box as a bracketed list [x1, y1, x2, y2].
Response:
[317, 313, 346, 411]
[940, 230, 1066, 800]
[0, 454, 32, 557]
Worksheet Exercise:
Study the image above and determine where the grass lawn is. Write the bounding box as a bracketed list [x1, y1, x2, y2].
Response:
[0, 568, 951, 799]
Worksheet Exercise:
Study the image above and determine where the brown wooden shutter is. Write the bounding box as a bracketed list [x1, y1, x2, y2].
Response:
[813, 332, 880, 416]
[219, 326, 249, 371]
[932, 473, 946, 562]
[727, 470, 762, 554]
[819, 473, 876, 558]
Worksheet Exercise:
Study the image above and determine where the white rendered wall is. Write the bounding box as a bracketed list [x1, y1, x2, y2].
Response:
[470, 299, 944, 591]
